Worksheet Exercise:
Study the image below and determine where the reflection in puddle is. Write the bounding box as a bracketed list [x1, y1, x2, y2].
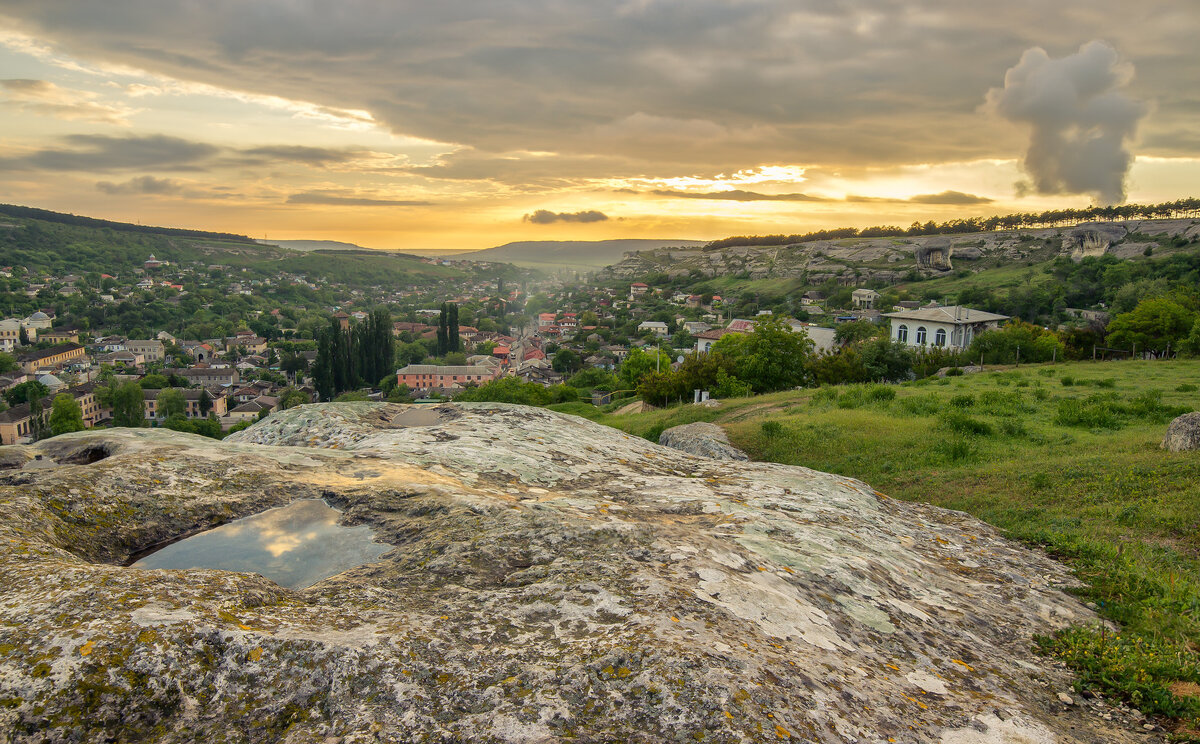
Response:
[132, 499, 390, 589]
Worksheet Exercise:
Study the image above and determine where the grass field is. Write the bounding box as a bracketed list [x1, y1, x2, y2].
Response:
[582, 360, 1200, 735]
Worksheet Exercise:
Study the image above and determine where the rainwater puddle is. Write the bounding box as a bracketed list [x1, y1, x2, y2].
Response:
[131, 499, 390, 589]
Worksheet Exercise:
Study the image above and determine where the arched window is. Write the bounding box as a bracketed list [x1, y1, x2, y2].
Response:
[951, 328, 963, 347]
[935, 328, 947, 347]
[897, 324, 908, 343]
[916, 326, 927, 345]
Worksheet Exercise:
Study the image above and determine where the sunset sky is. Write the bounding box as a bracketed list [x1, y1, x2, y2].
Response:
[1, 2, 1197, 252]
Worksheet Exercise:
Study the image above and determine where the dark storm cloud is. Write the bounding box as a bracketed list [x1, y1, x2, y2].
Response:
[523, 210, 609, 224]
[287, 192, 431, 207]
[0, 134, 218, 172]
[2, 1, 1195, 172]
[986, 41, 1149, 204]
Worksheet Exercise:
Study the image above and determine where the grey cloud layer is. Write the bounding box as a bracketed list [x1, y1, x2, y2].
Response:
[0, 134, 372, 173]
[2, 0, 1196, 177]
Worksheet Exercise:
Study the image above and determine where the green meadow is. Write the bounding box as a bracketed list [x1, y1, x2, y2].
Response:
[575, 360, 1200, 734]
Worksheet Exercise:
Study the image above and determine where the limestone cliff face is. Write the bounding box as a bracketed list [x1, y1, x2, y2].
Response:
[0, 403, 1149, 742]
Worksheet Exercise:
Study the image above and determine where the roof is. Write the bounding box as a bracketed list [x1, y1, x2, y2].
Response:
[882, 305, 1008, 324]
[18, 343, 85, 362]
[397, 365, 498, 375]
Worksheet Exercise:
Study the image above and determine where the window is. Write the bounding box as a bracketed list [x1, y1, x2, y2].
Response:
[916, 326, 927, 345]
[897, 324, 908, 343]
[951, 328, 963, 347]
[935, 328, 946, 347]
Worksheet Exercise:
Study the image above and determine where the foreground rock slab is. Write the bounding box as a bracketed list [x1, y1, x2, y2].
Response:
[0, 403, 1152, 743]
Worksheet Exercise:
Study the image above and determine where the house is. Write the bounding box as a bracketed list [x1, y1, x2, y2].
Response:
[18, 343, 87, 374]
[0, 383, 105, 444]
[638, 321, 669, 336]
[558, 313, 578, 330]
[791, 324, 838, 355]
[41, 329, 81, 344]
[537, 313, 557, 329]
[682, 321, 711, 335]
[125, 340, 165, 363]
[725, 318, 756, 333]
[165, 367, 240, 387]
[142, 389, 228, 420]
[396, 364, 502, 390]
[801, 291, 824, 306]
[0, 319, 32, 351]
[694, 328, 737, 353]
[24, 311, 53, 330]
[852, 289, 880, 310]
[629, 283, 649, 297]
[882, 305, 1008, 350]
[143, 254, 164, 270]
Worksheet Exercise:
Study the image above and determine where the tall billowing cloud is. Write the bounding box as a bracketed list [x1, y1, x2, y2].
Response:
[987, 41, 1148, 204]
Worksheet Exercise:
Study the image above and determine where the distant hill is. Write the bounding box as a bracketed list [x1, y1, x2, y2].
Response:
[451, 239, 708, 270]
[260, 239, 372, 253]
[0, 203, 256, 244]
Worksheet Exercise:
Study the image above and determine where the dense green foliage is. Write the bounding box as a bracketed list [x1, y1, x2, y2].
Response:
[47, 394, 84, 436]
[453, 376, 579, 405]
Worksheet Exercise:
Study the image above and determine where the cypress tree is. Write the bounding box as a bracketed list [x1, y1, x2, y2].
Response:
[448, 303, 460, 353]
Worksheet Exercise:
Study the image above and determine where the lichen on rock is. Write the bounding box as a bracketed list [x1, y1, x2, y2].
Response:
[0, 403, 1152, 742]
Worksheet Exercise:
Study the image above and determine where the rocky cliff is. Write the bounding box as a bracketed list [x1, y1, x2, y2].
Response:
[0, 403, 1156, 742]
[599, 219, 1200, 284]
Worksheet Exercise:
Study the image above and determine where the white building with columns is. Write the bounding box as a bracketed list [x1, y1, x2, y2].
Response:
[883, 305, 1007, 351]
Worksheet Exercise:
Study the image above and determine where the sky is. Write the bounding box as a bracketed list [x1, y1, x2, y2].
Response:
[0, 1, 1197, 252]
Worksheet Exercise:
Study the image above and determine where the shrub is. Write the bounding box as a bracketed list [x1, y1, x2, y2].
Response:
[1061, 376, 1075, 387]
[866, 385, 896, 402]
[945, 367, 964, 377]
[948, 394, 975, 409]
[939, 410, 993, 436]
[1054, 395, 1123, 429]
[1176, 383, 1198, 393]
[761, 420, 784, 437]
[897, 394, 941, 416]
[1094, 378, 1117, 389]
[937, 437, 977, 462]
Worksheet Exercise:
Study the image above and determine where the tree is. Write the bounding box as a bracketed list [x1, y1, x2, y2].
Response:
[18, 325, 28, 346]
[111, 381, 146, 427]
[1106, 297, 1196, 354]
[48, 394, 85, 436]
[156, 388, 187, 419]
[279, 387, 311, 410]
[618, 347, 673, 388]
[0, 351, 16, 374]
[710, 314, 814, 393]
[552, 348, 583, 374]
[198, 388, 213, 417]
[139, 373, 170, 389]
[4, 380, 48, 407]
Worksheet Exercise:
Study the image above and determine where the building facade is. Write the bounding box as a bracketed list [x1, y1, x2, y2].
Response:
[882, 305, 1008, 350]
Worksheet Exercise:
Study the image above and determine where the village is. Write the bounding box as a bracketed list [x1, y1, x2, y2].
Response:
[0, 240, 1024, 445]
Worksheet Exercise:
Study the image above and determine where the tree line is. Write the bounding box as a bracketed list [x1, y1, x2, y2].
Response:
[705, 197, 1200, 250]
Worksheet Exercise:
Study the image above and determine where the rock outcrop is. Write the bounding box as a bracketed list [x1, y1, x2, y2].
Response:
[0, 403, 1151, 742]
[659, 421, 748, 461]
[1163, 411, 1200, 452]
